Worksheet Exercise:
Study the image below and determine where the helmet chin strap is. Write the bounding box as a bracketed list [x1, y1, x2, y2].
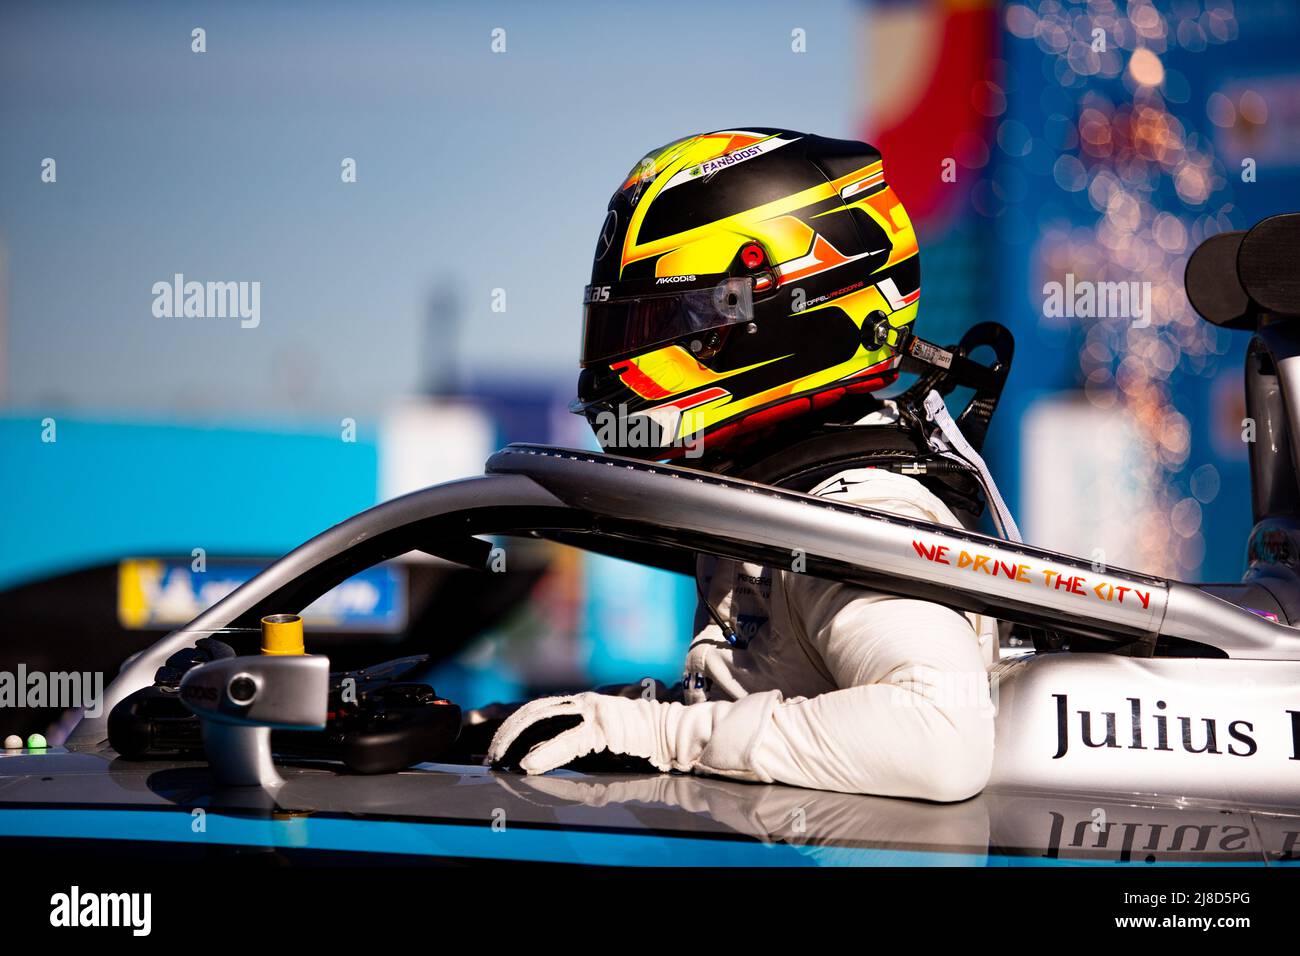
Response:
[921, 389, 1022, 543]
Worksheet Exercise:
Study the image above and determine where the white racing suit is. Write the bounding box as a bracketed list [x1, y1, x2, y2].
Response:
[677, 467, 998, 801]
[486, 467, 998, 802]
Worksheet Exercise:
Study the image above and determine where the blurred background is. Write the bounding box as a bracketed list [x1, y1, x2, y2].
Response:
[2, 0, 1298, 714]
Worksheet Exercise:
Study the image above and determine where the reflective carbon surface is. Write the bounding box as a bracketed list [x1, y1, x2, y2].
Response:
[1, 747, 1296, 866]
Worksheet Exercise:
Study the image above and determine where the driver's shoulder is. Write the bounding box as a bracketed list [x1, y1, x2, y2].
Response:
[805, 467, 960, 526]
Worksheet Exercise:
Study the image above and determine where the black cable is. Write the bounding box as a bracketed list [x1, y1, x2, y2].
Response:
[693, 561, 741, 646]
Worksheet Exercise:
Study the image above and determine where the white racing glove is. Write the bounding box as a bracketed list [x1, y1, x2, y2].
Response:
[485, 690, 781, 777]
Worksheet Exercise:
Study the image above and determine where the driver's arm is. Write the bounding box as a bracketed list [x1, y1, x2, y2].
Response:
[486, 590, 994, 802]
[688, 584, 995, 801]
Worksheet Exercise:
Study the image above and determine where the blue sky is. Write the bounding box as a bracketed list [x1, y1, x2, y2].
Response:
[0, 0, 862, 420]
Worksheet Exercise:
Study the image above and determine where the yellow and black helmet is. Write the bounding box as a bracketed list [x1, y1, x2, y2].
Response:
[574, 127, 921, 458]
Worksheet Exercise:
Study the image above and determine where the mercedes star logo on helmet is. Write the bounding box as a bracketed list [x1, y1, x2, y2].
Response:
[596, 209, 618, 261]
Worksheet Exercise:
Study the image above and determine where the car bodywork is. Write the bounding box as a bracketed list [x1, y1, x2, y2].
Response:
[4, 442, 1300, 864]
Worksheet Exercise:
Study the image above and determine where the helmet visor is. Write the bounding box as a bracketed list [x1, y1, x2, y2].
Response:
[581, 275, 754, 365]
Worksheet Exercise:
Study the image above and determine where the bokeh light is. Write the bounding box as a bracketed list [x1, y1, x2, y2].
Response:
[1012, 0, 1241, 578]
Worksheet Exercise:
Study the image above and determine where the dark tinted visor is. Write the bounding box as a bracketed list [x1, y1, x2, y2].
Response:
[581, 275, 754, 365]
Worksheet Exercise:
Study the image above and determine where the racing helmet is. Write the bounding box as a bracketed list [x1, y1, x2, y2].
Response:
[574, 128, 921, 458]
